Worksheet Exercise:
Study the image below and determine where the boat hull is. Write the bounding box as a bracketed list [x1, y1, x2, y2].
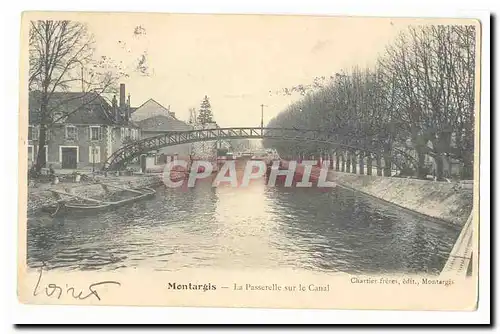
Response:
[42, 187, 156, 217]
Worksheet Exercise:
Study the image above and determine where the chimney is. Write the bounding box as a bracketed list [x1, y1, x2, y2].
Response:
[119, 83, 126, 108]
[111, 95, 118, 121]
[125, 93, 131, 122]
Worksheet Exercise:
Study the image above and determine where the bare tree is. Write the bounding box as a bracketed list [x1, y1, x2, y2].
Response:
[264, 24, 476, 180]
[379, 25, 476, 179]
[29, 20, 128, 176]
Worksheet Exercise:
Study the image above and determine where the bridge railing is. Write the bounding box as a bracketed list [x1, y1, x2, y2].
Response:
[102, 127, 389, 171]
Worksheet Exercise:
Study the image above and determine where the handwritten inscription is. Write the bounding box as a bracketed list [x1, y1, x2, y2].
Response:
[33, 264, 121, 301]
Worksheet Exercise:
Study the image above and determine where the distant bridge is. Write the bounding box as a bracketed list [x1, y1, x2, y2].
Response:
[102, 127, 408, 172]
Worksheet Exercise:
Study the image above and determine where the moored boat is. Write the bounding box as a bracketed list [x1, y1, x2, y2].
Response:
[42, 186, 156, 217]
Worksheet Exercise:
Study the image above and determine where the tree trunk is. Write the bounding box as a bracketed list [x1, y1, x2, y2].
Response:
[376, 155, 382, 176]
[433, 133, 452, 181]
[359, 152, 365, 175]
[336, 153, 340, 171]
[435, 155, 444, 181]
[416, 151, 427, 179]
[383, 156, 392, 177]
[383, 145, 392, 177]
[351, 152, 357, 174]
[412, 132, 430, 179]
[346, 152, 351, 173]
[341, 154, 345, 172]
[461, 153, 473, 179]
[366, 153, 372, 175]
[443, 155, 451, 179]
[33, 124, 47, 176]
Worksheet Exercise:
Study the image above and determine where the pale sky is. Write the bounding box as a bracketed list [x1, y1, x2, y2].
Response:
[81, 14, 412, 127]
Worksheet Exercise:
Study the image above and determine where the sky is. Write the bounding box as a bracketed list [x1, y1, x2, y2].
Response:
[80, 13, 413, 127]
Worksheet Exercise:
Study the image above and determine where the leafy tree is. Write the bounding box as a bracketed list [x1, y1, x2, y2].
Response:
[197, 95, 214, 125]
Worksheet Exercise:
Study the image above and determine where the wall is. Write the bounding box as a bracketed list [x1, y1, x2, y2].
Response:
[327, 171, 473, 226]
[28, 124, 139, 169]
[131, 99, 171, 121]
[141, 131, 193, 160]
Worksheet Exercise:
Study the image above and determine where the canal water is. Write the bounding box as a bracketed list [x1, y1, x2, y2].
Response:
[27, 176, 460, 274]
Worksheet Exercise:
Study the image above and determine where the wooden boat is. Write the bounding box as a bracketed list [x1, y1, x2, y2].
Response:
[42, 186, 156, 217]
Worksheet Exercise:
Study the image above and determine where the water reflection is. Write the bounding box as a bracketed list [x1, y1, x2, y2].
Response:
[27, 178, 459, 274]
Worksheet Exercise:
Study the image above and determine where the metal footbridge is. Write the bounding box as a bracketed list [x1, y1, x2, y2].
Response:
[102, 127, 381, 171]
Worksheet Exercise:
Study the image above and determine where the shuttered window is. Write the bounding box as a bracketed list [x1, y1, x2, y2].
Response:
[89, 145, 101, 163]
[89, 126, 101, 140]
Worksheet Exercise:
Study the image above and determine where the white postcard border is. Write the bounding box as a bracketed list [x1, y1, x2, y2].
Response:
[2, 0, 492, 327]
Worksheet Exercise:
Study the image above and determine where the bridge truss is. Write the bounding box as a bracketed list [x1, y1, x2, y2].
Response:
[102, 127, 395, 171]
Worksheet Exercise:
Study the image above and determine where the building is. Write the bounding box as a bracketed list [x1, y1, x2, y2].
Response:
[131, 98, 230, 166]
[131, 98, 177, 122]
[28, 84, 140, 170]
[132, 99, 193, 163]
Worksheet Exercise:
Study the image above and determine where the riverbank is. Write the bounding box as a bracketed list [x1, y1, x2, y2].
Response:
[27, 173, 166, 214]
[327, 171, 473, 226]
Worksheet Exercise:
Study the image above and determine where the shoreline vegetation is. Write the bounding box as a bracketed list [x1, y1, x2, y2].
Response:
[263, 25, 476, 182]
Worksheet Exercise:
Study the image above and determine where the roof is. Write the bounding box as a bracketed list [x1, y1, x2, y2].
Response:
[136, 114, 193, 132]
[28, 91, 136, 126]
[131, 98, 176, 121]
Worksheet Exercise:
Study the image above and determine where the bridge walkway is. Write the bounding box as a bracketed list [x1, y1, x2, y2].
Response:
[440, 211, 474, 277]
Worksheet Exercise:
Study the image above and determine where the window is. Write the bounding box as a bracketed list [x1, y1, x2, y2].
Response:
[28, 126, 51, 141]
[53, 112, 66, 123]
[65, 126, 77, 140]
[121, 127, 133, 140]
[89, 145, 101, 164]
[89, 126, 101, 141]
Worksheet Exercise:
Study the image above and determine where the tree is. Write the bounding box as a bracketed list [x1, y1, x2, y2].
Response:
[188, 107, 197, 124]
[264, 24, 476, 180]
[28, 20, 128, 176]
[379, 25, 476, 179]
[197, 95, 214, 125]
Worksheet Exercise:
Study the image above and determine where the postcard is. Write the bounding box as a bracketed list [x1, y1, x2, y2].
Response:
[18, 11, 481, 311]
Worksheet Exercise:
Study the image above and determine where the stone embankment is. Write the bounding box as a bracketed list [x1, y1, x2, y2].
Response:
[327, 171, 473, 226]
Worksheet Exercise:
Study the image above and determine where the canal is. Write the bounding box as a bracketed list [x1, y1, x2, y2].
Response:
[27, 176, 460, 274]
